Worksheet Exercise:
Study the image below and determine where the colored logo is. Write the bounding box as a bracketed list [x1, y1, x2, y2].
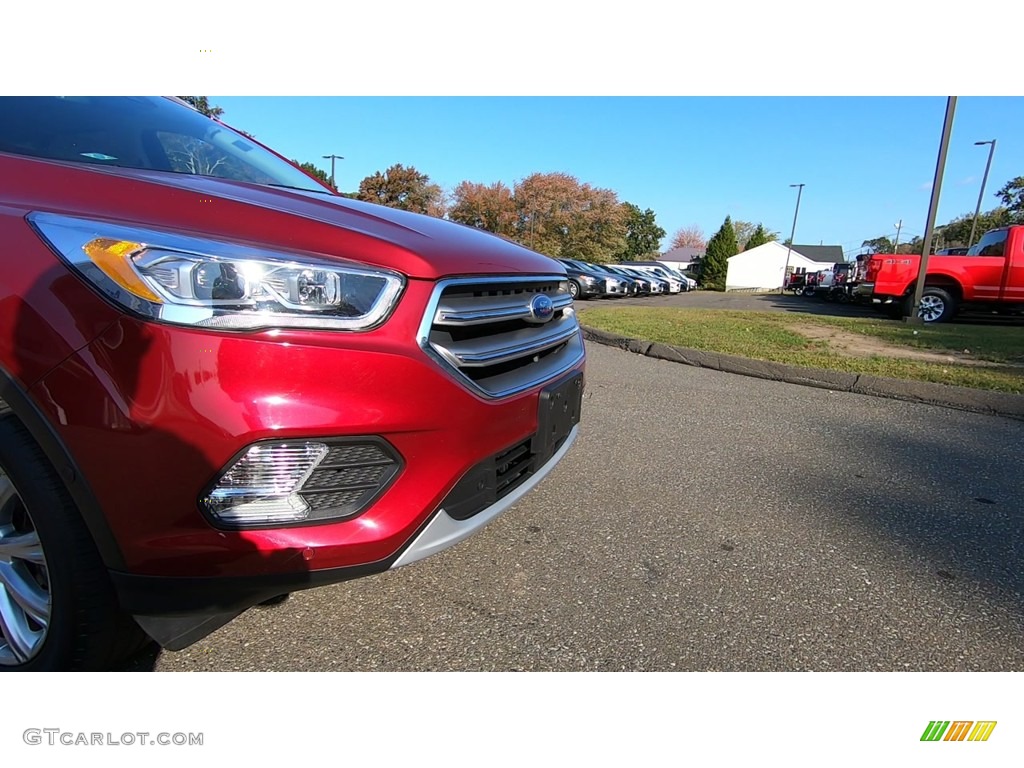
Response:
[921, 721, 997, 742]
[529, 294, 555, 323]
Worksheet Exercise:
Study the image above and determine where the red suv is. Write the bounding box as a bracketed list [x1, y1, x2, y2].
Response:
[0, 97, 584, 670]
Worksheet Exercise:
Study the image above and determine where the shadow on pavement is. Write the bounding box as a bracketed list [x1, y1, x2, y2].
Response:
[776, 414, 1024, 610]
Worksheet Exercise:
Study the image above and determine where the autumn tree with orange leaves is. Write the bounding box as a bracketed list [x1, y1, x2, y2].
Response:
[511, 173, 627, 263]
[670, 225, 706, 251]
[356, 163, 446, 216]
[448, 181, 517, 237]
[449, 172, 628, 262]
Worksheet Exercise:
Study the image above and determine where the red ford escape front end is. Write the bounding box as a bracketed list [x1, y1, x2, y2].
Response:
[0, 97, 584, 670]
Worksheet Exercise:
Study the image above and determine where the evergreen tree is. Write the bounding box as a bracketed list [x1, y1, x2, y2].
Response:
[744, 224, 773, 251]
[701, 216, 737, 291]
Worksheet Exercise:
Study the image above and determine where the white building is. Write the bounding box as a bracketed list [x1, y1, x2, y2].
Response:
[725, 241, 836, 291]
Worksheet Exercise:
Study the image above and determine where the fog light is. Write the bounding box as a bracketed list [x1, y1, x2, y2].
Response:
[202, 443, 328, 526]
[201, 439, 402, 529]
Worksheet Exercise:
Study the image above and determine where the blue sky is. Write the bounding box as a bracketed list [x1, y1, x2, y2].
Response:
[9, 6, 1019, 258]
[211, 96, 1023, 256]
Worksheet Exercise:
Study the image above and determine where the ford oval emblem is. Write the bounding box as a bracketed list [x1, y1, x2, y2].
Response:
[529, 293, 555, 323]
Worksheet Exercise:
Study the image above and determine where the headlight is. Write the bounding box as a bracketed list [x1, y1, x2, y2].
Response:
[580, 275, 596, 284]
[29, 213, 405, 331]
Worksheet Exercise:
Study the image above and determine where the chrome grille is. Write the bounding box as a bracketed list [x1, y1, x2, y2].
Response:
[420, 276, 585, 398]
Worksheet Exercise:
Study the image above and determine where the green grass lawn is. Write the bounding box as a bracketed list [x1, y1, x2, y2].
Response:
[577, 307, 1024, 394]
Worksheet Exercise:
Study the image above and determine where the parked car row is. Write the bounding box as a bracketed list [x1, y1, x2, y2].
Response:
[557, 259, 694, 299]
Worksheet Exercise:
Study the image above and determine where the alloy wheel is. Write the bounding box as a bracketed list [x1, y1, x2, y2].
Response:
[0, 468, 50, 666]
[918, 295, 945, 322]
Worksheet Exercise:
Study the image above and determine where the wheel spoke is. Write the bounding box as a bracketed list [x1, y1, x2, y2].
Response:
[0, 584, 39, 662]
[0, 562, 49, 625]
[0, 531, 46, 564]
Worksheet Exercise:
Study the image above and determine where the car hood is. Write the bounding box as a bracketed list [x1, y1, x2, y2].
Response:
[5, 156, 565, 281]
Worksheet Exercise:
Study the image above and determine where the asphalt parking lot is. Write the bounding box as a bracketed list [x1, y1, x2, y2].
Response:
[130, 341, 1024, 671]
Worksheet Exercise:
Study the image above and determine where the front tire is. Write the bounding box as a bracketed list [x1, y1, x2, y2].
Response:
[906, 286, 957, 323]
[568, 280, 581, 299]
[0, 415, 147, 671]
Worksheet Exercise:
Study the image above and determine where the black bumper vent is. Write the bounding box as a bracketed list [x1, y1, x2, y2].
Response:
[299, 440, 401, 520]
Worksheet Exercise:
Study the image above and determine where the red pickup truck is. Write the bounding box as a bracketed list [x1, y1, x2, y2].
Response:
[853, 225, 1024, 322]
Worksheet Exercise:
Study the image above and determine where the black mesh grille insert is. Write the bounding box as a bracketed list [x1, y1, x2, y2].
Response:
[303, 464, 389, 491]
[306, 488, 366, 511]
[297, 439, 402, 522]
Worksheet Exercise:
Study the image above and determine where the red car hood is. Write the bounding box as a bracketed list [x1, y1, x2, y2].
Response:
[3, 155, 564, 280]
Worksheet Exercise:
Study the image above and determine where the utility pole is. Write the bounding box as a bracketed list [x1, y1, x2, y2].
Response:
[322, 153, 344, 190]
[906, 97, 957, 324]
[780, 183, 805, 293]
[893, 219, 903, 253]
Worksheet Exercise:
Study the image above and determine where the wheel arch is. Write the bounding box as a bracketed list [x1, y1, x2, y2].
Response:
[903, 275, 964, 302]
[0, 367, 126, 571]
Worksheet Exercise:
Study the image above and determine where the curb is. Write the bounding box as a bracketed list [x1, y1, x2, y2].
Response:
[581, 326, 1024, 421]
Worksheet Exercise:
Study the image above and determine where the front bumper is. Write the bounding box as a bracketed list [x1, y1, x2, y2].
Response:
[30, 276, 584, 580]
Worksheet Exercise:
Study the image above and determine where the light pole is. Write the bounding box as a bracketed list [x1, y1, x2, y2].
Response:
[322, 153, 344, 190]
[893, 219, 903, 253]
[968, 139, 996, 248]
[780, 183, 805, 293]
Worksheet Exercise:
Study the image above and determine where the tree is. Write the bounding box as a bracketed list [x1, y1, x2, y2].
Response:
[732, 220, 755, 251]
[743, 224, 776, 251]
[702, 216, 738, 291]
[448, 181, 517, 237]
[178, 96, 224, 119]
[861, 236, 894, 254]
[357, 164, 446, 216]
[995, 176, 1024, 223]
[292, 160, 335, 191]
[731, 220, 780, 250]
[928, 207, 1012, 249]
[618, 203, 666, 260]
[511, 172, 627, 263]
[670, 225, 706, 251]
[901, 235, 925, 255]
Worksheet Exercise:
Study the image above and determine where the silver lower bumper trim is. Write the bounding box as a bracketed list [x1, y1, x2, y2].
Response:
[390, 424, 580, 569]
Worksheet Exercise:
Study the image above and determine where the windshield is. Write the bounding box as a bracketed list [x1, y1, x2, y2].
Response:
[0, 97, 331, 193]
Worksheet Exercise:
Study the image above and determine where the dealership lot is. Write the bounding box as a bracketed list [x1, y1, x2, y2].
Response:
[132, 341, 1024, 671]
